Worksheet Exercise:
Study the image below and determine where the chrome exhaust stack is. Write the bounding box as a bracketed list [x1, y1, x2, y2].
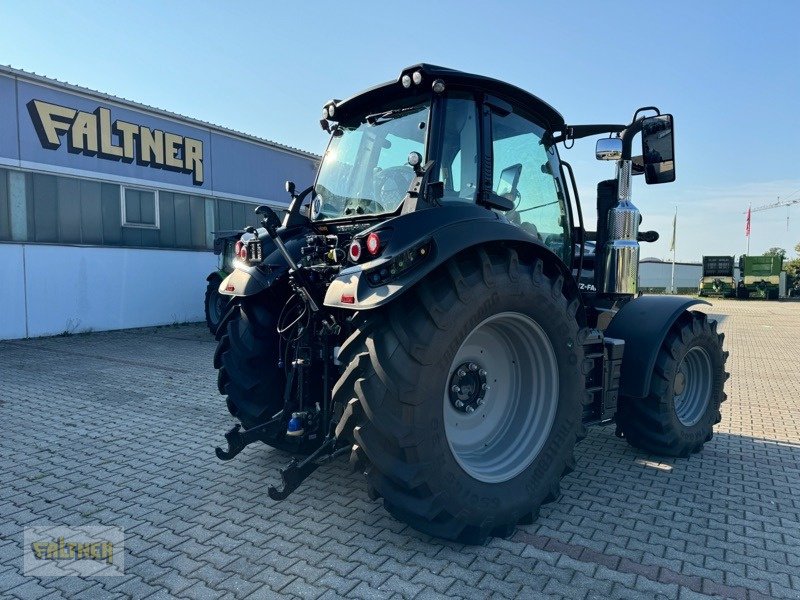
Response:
[601, 160, 640, 295]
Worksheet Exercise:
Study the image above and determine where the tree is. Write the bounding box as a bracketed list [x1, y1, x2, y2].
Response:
[765, 247, 787, 261]
[786, 243, 800, 296]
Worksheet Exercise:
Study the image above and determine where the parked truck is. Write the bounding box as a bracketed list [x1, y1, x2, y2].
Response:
[737, 254, 782, 299]
[210, 65, 729, 543]
[698, 255, 736, 298]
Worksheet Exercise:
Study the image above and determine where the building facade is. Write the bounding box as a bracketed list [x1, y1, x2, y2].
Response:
[0, 66, 318, 339]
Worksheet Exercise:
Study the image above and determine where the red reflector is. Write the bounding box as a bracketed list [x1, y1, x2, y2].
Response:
[366, 232, 380, 255]
[235, 240, 247, 260]
[341, 294, 355, 304]
[348, 240, 362, 262]
[225, 285, 235, 292]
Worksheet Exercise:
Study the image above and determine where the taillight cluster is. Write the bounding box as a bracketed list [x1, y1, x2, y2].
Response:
[234, 240, 263, 263]
[348, 232, 382, 263]
[364, 239, 432, 287]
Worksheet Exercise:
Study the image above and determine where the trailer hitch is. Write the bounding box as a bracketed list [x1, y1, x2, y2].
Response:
[267, 437, 349, 501]
[215, 414, 285, 460]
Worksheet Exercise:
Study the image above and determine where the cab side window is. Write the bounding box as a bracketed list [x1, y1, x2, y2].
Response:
[491, 110, 570, 263]
[438, 96, 479, 203]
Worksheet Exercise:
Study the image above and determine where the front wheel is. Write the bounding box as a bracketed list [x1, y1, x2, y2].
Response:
[617, 311, 728, 457]
[205, 276, 228, 334]
[333, 247, 587, 543]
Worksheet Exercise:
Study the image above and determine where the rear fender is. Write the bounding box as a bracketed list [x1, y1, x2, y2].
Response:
[219, 237, 300, 297]
[604, 296, 710, 398]
[323, 206, 583, 323]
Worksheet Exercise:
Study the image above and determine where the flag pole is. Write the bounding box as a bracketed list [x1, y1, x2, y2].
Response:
[746, 203, 751, 256]
[670, 206, 676, 294]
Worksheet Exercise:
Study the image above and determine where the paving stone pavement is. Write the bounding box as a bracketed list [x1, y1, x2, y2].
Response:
[0, 299, 799, 599]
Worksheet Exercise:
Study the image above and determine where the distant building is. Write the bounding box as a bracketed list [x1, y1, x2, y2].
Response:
[639, 258, 741, 293]
[0, 65, 318, 339]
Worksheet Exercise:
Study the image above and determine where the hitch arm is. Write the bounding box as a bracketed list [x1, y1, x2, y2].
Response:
[267, 437, 349, 501]
[215, 415, 284, 461]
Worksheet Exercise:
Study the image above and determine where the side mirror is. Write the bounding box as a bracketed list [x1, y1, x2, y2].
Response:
[630, 155, 645, 176]
[496, 163, 522, 198]
[285, 180, 296, 196]
[596, 137, 622, 161]
[641, 114, 675, 184]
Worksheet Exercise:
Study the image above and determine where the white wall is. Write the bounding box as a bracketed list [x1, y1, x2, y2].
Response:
[639, 261, 702, 290]
[1, 243, 216, 339]
[0, 244, 28, 339]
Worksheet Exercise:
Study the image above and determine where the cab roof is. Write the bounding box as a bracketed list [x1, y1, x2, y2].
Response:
[331, 64, 566, 133]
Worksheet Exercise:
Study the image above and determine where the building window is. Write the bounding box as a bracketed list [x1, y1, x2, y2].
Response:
[121, 186, 159, 228]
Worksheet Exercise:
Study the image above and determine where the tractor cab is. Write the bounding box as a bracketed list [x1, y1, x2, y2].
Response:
[312, 65, 573, 265]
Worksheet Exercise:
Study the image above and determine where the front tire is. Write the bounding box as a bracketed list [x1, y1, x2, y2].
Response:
[205, 276, 228, 334]
[617, 311, 728, 457]
[333, 246, 587, 543]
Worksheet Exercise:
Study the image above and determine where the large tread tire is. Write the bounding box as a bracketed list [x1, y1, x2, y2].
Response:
[205, 276, 226, 334]
[215, 297, 285, 430]
[333, 245, 587, 544]
[617, 311, 729, 457]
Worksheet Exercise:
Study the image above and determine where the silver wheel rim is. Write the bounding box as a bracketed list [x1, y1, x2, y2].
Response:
[443, 312, 559, 483]
[673, 346, 712, 426]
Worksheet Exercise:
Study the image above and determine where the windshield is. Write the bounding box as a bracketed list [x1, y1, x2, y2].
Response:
[311, 101, 429, 220]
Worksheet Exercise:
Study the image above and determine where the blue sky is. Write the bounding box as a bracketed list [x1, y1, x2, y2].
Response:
[1, 1, 798, 261]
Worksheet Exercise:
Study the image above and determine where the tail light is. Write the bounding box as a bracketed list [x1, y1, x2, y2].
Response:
[235, 241, 247, 260]
[366, 232, 381, 255]
[348, 239, 362, 262]
[234, 239, 263, 262]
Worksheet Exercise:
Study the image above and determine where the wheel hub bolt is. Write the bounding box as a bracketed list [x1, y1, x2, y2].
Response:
[451, 385, 461, 393]
[455, 400, 464, 409]
[468, 363, 478, 372]
[458, 369, 466, 378]
[479, 369, 487, 377]
[482, 383, 490, 391]
[465, 405, 475, 413]
[477, 398, 484, 406]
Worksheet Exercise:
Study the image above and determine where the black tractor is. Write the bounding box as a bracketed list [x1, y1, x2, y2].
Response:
[213, 65, 729, 544]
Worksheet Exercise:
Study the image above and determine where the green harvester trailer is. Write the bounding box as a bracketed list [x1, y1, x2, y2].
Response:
[737, 255, 783, 299]
[698, 256, 736, 298]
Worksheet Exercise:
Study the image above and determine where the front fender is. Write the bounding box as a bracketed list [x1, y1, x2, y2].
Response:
[604, 296, 710, 399]
[323, 205, 580, 318]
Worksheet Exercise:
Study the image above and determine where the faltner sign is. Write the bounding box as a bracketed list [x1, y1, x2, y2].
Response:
[27, 99, 205, 185]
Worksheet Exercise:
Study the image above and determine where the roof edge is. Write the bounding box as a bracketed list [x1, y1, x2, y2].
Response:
[0, 64, 321, 161]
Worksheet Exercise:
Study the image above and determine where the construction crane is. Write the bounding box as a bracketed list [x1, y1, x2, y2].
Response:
[746, 195, 800, 231]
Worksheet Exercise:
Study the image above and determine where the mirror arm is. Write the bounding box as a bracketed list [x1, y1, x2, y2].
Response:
[287, 185, 314, 224]
[619, 118, 646, 161]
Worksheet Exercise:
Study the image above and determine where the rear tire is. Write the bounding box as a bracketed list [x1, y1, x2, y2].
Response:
[617, 311, 728, 457]
[333, 246, 587, 543]
[214, 296, 310, 454]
